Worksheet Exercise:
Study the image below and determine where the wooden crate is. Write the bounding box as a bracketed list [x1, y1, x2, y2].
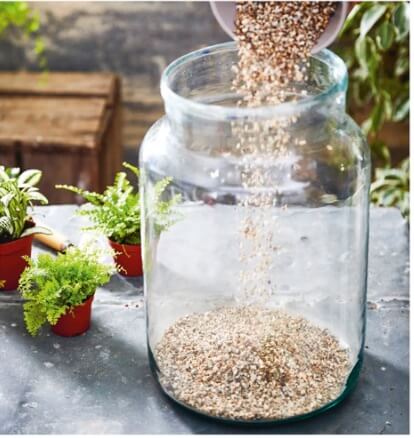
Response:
[0, 72, 122, 204]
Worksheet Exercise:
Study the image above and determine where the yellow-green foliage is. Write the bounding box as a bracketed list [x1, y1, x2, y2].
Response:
[57, 163, 181, 244]
[151, 177, 182, 237]
[57, 163, 141, 245]
[0, 2, 47, 70]
[19, 247, 114, 336]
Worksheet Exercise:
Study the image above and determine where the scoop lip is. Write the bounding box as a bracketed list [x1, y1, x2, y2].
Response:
[160, 42, 348, 121]
[209, 1, 349, 54]
[210, 1, 236, 40]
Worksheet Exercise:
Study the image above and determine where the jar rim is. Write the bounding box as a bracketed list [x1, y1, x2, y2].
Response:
[160, 42, 348, 120]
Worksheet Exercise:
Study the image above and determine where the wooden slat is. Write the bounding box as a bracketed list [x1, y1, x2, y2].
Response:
[0, 96, 107, 149]
[0, 72, 116, 102]
[0, 146, 15, 167]
[22, 149, 95, 204]
[100, 76, 123, 190]
[0, 72, 122, 203]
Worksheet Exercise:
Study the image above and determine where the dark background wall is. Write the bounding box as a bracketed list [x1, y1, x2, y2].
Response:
[0, 2, 229, 161]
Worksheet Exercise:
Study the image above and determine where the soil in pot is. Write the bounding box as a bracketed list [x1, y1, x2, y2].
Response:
[108, 239, 143, 277]
[0, 234, 33, 291]
[51, 294, 94, 337]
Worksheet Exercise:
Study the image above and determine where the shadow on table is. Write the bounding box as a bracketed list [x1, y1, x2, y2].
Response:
[3, 306, 148, 404]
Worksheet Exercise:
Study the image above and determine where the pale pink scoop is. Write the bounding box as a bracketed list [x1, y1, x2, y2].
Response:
[210, 1, 349, 53]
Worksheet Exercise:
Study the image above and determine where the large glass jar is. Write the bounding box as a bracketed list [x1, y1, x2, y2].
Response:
[140, 42, 370, 423]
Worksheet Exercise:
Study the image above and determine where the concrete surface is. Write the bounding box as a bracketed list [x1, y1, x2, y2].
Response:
[0, 205, 409, 434]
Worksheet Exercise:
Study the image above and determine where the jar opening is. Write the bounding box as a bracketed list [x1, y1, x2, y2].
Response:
[161, 42, 348, 120]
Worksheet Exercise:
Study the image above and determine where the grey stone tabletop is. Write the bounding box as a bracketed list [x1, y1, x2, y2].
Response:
[0, 205, 409, 434]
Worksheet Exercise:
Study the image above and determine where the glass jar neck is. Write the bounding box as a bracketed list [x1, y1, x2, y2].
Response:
[161, 42, 348, 155]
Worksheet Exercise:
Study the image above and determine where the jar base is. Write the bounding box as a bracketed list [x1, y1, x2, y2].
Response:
[148, 344, 363, 425]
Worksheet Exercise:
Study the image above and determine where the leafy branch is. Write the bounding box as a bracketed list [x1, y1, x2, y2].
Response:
[371, 158, 409, 220]
[336, 2, 409, 164]
[0, 2, 47, 70]
[334, 2, 409, 218]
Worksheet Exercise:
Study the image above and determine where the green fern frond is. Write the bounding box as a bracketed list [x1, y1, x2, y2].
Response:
[57, 163, 141, 244]
[55, 184, 105, 205]
[57, 163, 180, 243]
[20, 246, 114, 336]
[122, 162, 139, 177]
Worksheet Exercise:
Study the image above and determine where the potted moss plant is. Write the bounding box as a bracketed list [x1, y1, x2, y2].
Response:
[19, 245, 114, 337]
[57, 162, 180, 277]
[0, 166, 49, 291]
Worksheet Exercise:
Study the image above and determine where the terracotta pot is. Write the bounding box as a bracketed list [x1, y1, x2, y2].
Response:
[0, 234, 33, 291]
[108, 239, 143, 277]
[51, 294, 94, 337]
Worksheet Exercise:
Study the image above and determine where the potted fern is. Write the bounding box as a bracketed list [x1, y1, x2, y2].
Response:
[57, 162, 142, 276]
[19, 245, 114, 337]
[0, 166, 49, 291]
[57, 163, 180, 277]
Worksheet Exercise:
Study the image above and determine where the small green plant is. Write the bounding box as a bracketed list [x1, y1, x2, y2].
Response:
[56, 163, 140, 244]
[0, 166, 49, 242]
[19, 245, 114, 336]
[0, 2, 47, 70]
[149, 176, 182, 237]
[371, 157, 409, 220]
[57, 163, 181, 244]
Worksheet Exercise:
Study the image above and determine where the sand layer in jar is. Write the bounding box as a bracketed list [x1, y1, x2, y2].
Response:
[155, 306, 351, 421]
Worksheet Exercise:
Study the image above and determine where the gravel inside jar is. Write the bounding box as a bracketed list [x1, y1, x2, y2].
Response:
[155, 306, 351, 421]
[154, 1, 351, 422]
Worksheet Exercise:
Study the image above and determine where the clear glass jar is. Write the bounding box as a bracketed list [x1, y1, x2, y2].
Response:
[140, 42, 370, 423]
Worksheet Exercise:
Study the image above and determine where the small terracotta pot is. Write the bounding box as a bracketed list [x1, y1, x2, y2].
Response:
[0, 234, 33, 291]
[51, 295, 94, 337]
[108, 239, 143, 277]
